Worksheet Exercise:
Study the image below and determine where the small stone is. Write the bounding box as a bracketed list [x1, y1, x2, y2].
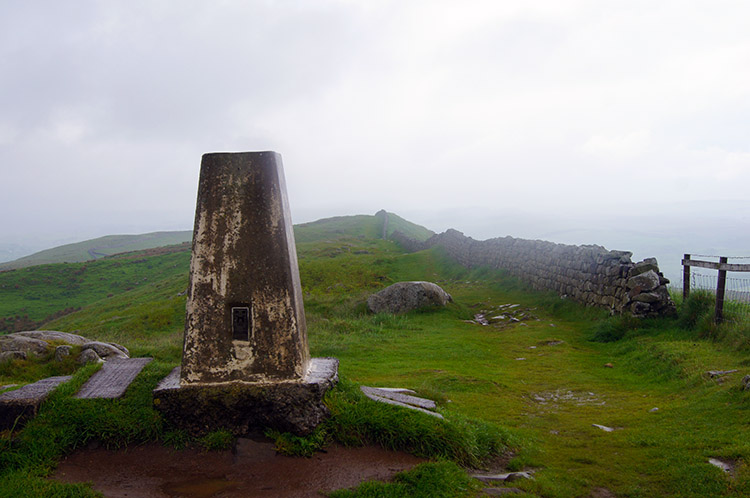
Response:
[626, 270, 660, 291]
[78, 349, 103, 365]
[515, 358, 526, 361]
[604, 363, 614, 368]
[0, 351, 27, 363]
[472, 471, 533, 483]
[592, 424, 615, 432]
[649, 407, 659, 412]
[504, 472, 529, 483]
[707, 369, 738, 378]
[708, 458, 732, 473]
[54, 345, 72, 362]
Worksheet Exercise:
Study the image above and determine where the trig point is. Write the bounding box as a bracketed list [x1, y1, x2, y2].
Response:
[154, 151, 338, 436]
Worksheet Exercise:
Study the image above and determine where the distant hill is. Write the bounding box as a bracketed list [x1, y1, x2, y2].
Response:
[0, 211, 433, 273]
[0, 231, 194, 271]
[294, 210, 434, 244]
[0, 210, 435, 334]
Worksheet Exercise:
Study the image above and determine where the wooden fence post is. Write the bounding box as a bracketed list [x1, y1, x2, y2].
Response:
[683, 254, 691, 301]
[715, 256, 728, 323]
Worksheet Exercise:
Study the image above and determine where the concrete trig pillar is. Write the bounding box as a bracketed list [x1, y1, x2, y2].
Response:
[181, 151, 309, 384]
[154, 151, 337, 436]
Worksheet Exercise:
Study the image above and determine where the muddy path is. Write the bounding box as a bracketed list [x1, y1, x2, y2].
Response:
[52, 438, 425, 497]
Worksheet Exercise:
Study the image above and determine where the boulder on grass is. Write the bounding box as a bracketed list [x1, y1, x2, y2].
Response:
[82, 341, 128, 360]
[0, 335, 50, 357]
[13, 331, 89, 346]
[367, 281, 452, 314]
[2, 331, 130, 365]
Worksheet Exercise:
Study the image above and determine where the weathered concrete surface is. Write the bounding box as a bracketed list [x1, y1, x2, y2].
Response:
[75, 358, 153, 399]
[181, 152, 309, 384]
[367, 281, 452, 314]
[153, 358, 338, 436]
[0, 375, 71, 430]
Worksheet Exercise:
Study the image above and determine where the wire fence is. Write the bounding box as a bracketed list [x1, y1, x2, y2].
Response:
[671, 255, 750, 324]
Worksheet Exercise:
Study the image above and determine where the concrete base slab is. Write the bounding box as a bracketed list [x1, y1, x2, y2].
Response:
[0, 375, 71, 431]
[75, 358, 153, 399]
[153, 357, 338, 436]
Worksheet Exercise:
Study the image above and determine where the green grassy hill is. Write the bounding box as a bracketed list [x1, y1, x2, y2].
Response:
[0, 231, 193, 271]
[1, 213, 749, 497]
[294, 210, 434, 243]
[0, 212, 431, 334]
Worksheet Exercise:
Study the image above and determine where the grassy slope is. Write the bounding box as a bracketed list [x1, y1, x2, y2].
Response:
[1, 215, 749, 497]
[0, 212, 431, 330]
[294, 211, 434, 244]
[0, 250, 190, 333]
[0, 231, 193, 271]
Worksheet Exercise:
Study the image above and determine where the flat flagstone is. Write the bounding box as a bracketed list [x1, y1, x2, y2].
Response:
[75, 358, 152, 399]
[0, 375, 71, 430]
[361, 386, 436, 410]
[372, 387, 417, 394]
[472, 471, 534, 482]
[360, 386, 443, 419]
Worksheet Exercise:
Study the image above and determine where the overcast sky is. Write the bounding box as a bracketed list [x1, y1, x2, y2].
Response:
[1, 0, 749, 271]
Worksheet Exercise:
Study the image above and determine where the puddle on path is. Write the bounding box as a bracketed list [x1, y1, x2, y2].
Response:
[52, 438, 425, 497]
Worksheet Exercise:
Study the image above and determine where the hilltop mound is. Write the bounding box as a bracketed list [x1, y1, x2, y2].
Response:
[2, 212, 433, 272]
[294, 210, 433, 244]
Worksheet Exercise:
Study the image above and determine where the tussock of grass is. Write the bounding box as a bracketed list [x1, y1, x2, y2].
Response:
[0, 345, 83, 385]
[198, 429, 234, 451]
[329, 461, 479, 498]
[268, 378, 516, 469]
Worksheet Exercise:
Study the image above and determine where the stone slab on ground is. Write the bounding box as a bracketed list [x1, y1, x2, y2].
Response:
[473, 471, 534, 483]
[360, 386, 443, 419]
[361, 386, 437, 410]
[75, 358, 153, 399]
[0, 375, 71, 430]
[153, 357, 339, 437]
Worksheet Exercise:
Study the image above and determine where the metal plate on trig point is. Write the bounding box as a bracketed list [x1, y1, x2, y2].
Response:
[232, 306, 250, 341]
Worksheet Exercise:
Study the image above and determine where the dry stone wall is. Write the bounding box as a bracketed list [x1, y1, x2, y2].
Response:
[391, 229, 675, 317]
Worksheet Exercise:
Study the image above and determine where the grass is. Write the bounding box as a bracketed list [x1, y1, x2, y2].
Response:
[1, 214, 749, 496]
[0, 249, 190, 334]
[0, 231, 192, 271]
[268, 378, 517, 467]
[329, 461, 480, 498]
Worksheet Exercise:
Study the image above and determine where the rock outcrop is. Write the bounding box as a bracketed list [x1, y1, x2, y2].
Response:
[367, 281, 453, 314]
[391, 230, 675, 317]
[0, 330, 130, 364]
